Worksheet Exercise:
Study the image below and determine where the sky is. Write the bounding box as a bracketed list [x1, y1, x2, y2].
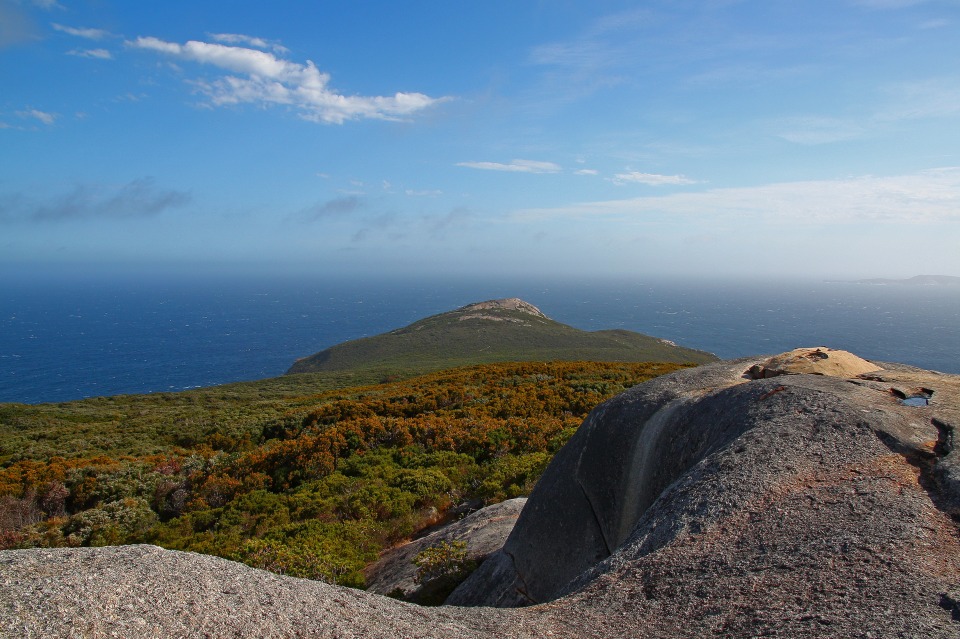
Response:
[1, 0, 959, 281]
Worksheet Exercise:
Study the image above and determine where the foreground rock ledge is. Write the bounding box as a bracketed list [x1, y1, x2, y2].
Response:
[3, 350, 960, 639]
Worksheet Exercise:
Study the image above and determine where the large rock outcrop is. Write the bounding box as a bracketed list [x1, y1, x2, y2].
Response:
[449, 349, 960, 610]
[3, 350, 959, 638]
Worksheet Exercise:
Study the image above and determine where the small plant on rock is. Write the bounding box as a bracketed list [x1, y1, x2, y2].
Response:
[413, 539, 473, 585]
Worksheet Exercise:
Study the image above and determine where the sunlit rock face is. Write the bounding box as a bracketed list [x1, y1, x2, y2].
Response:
[745, 347, 883, 379]
[448, 349, 960, 618]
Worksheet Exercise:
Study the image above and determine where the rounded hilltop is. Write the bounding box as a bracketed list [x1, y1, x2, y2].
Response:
[286, 297, 717, 376]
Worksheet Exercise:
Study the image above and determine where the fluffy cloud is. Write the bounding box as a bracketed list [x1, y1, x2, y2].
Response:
[52, 23, 110, 40]
[129, 36, 445, 124]
[611, 171, 697, 186]
[456, 159, 562, 174]
[518, 168, 960, 224]
[0, 178, 190, 222]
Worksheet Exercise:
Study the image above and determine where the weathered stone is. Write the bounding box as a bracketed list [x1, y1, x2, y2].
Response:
[746, 346, 882, 379]
[365, 498, 525, 603]
[451, 351, 960, 614]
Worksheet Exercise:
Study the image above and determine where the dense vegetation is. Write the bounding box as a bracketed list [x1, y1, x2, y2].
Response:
[0, 361, 687, 588]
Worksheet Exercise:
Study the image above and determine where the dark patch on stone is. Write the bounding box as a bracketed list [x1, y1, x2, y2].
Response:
[938, 591, 960, 621]
[933, 418, 955, 456]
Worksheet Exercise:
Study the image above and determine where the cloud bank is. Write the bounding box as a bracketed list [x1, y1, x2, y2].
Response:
[129, 36, 445, 124]
[518, 168, 960, 224]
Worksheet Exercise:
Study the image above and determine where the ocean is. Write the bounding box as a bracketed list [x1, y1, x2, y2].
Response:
[1, 274, 958, 404]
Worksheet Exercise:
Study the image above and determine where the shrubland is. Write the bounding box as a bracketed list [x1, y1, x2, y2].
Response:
[0, 361, 686, 587]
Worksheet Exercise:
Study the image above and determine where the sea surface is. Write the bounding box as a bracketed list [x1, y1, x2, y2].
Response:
[1, 274, 958, 404]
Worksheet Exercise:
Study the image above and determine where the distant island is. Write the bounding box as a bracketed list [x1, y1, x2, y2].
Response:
[829, 274, 960, 286]
[287, 297, 717, 377]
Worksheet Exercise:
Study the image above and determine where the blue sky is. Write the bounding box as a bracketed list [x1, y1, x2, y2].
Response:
[2, 0, 959, 280]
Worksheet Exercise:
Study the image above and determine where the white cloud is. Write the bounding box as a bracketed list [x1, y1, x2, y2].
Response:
[32, 0, 64, 10]
[67, 48, 112, 60]
[52, 23, 109, 40]
[456, 159, 562, 174]
[575, 169, 599, 176]
[518, 168, 960, 224]
[209, 33, 288, 54]
[128, 36, 446, 124]
[405, 189, 442, 197]
[611, 171, 697, 186]
[17, 109, 57, 125]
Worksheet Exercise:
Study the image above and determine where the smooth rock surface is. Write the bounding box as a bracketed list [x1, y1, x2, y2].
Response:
[746, 346, 883, 379]
[4, 350, 959, 639]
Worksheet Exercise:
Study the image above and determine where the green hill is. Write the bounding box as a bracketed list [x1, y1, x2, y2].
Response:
[288, 298, 717, 377]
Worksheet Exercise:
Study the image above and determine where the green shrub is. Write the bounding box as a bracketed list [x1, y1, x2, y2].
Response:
[413, 539, 473, 584]
[63, 497, 158, 546]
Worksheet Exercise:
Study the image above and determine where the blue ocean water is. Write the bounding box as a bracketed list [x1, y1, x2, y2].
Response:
[1, 274, 958, 404]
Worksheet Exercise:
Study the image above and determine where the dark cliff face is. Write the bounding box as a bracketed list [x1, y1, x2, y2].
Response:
[4, 351, 960, 639]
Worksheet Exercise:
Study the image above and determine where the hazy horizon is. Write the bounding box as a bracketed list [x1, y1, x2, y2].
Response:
[2, 1, 960, 280]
